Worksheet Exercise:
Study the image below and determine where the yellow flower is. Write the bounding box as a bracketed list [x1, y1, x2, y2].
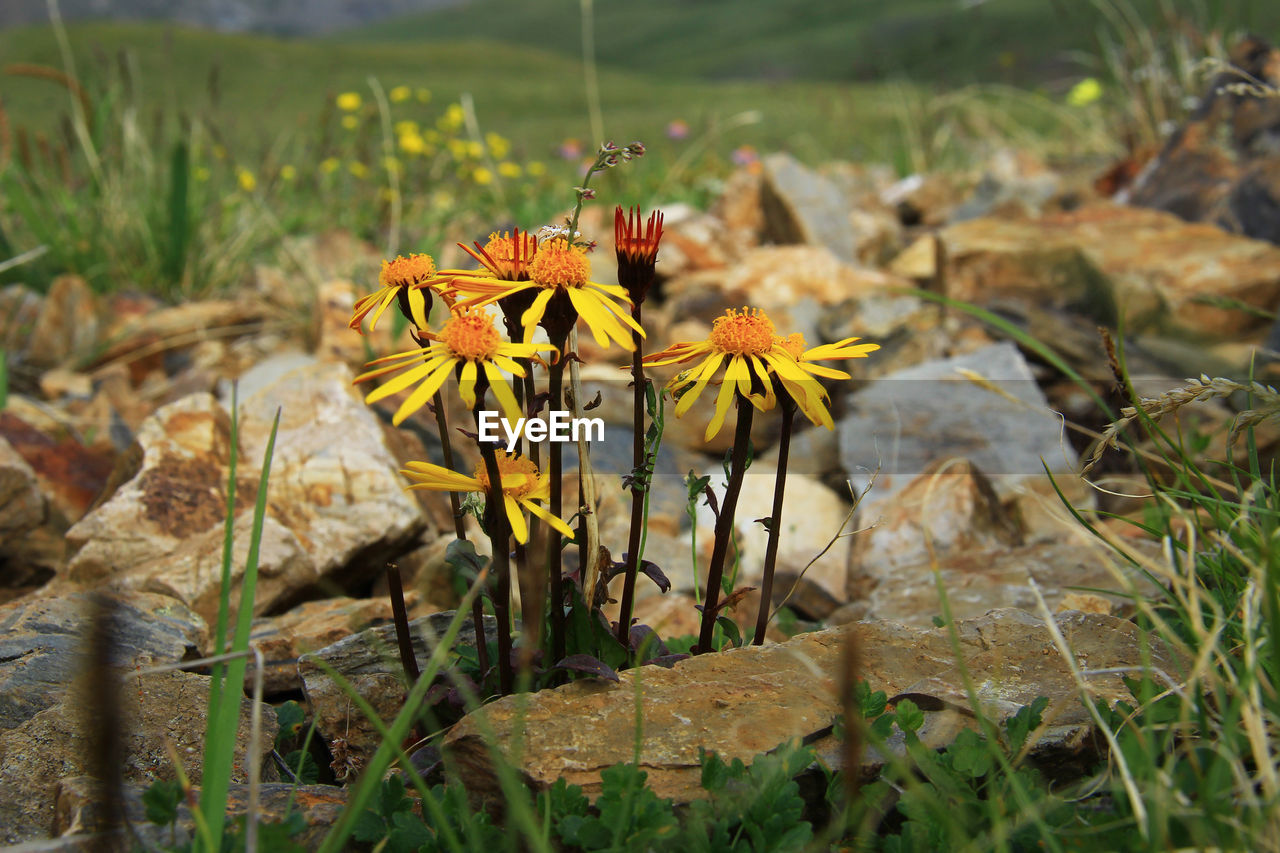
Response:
[336, 92, 362, 111]
[416, 87, 432, 103]
[389, 85, 411, 103]
[383, 155, 402, 176]
[350, 253, 440, 333]
[472, 166, 493, 185]
[466, 140, 484, 159]
[355, 306, 557, 426]
[349, 161, 368, 179]
[439, 103, 464, 131]
[194, 166, 210, 182]
[485, 132, 510, 159]
[644, 308, 812, 441]
[394, 120, 419, 136]
[769, 333, 879, 429]
[458, 229, 538, 281]
[398, 132, 426, 155]
[1067, 77, 1103, 107]
[497, 161, 521, 179]
[236, 168, 257, 192]
[527, 161, 546, 177]
[341, 115, 360, 131]
[400, 452, 573, 544]
[280, 164, 297, 181]
[320, 157, 341, 174]
[452, 238, 644, 349]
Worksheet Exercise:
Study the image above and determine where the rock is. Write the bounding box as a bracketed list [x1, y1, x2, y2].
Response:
[761, 153, 869, 264]
[0, 411, 116, 524]
[0, 284, 43, 358]
[722, 245, 906, 311]
[0, 591, 206, 733]
[893, 203, 1280, 337]
[692, 466, 854, 604]
[53, 777, 346, 849]
[0, 668, 274, 844]
[951, 148, 1062, 222]
[443, 609, 1183, 805]
[838, 342, 1077, 507]
[88, 299, 267, 375]
[67, 361, 425, 623]
[836, 538, 1150, 627]
[849, 459, 1023, 599]
[0, 435, 45, 548]
[251, 595, 411, 695]
[23, 275, 100, 369]
[653, 203, 736, 278]
[710, 169, 765, 250]
[299, 611, 502, 773]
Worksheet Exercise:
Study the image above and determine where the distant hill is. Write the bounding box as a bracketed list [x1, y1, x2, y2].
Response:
[0, 0, 465, 36]
[341, 0, 1280, 86]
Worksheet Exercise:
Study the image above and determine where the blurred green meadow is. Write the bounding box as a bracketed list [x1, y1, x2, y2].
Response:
[0, 0, 1271, 297]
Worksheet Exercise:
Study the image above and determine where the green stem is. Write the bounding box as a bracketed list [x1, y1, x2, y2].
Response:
[697, 394, 754, 654]
[754, 401, 795, 645]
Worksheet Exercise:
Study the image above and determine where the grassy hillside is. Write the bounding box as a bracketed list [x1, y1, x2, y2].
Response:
[341, 0, 1280, 86]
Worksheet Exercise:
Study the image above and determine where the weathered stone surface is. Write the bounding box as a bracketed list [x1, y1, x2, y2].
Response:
[891, 203, 1280, 337]
[66, 361, 424, 623]
[0, 591, 206, 733]
[850, 459, 1023, 599]
[0, 412, 116, 524]
[251, 595, 412, 694]
[693, 467, 854, 603]
[0, 669, 274, 844]
[837, 539, 1150, 627]
[53, 777, 346, 849]
[0, 435, 45, 547]
[444, 609, 1185, 804]
[761, 153, 863, 263]
[838, 342, 1076, 507]
[722, 245, 904, 311]
[299, 611, 501, 773]
[23, 275, 100, 369]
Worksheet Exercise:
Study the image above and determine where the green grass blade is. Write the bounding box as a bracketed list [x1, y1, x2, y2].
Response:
[163, 140, 191, 286]
[199, 403, 280, 852]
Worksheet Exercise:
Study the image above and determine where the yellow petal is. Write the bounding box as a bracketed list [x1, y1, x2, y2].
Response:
[484, 361, 524, 423]
[705, 371, 739, 441]
[524, 499, 576, 539]
[457, 359, 478, 409]
[362, 354, 449, 403]
[393, 358, 456, 425]
[504, 494, 528, 543]
[520, 288, 556, 343]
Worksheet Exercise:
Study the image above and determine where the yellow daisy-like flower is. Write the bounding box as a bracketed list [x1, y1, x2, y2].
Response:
[452, 238, 645, 349]
[644, 307, 816, 441]
[355, 306, 556, 425]
[350, 253, 442, 333]
[401, 452, 573, 544]
[770, 332, 880, 429]
[336, 92, 362, 111]
[456, 229, 539, 282]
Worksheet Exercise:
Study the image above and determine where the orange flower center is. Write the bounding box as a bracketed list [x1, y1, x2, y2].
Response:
[529, 238, 590, 288]
[474, 452, 540, 499]
[442, 310, 501, 360]
[380, 253, 437, 288]
[776, 332, 806, 359]
[710, 308, 776, 356]
[481, 230, 538, 280]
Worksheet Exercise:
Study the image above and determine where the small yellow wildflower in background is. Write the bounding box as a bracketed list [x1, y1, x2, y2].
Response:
[466, 140, 484, 159]
[389, 85, 411, 103]
[320, 157, 341, 174]
[439, 104, 464, 132]
[341, 115, 359, 131]
[485, 132, 510, 159]
[527, 161, 546, 177]
[194, 166, 210, 182]
[336, 92, 362, 111]
[349, 161, 368, 179]
[280, 164, 297, 181]
[399, 133, 426, 155]
[236, 168, 257, 192]
[497, 161, 521, 179]
[1067, 77, 1103, 107]
[383, 156, 402, 176]
[448, 139, 468, 159]
[471, 167, 493, 185]
[416, 88, 431, 103]
[394, 120, 419, 136]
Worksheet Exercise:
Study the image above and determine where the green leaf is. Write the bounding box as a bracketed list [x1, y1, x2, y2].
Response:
[947, 729, 994, 779]
[1005, 696, 1050, 755]
[855, 680, 888, 720]
[894, 698, 925, 734]
[387, 810, 433, 853]
[274, 701, 306, 747]
[284, 749, 319, 784]
[141, 779, 182, 827]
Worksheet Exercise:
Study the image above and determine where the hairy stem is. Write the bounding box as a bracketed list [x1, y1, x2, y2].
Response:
[697, 394, 754, 654]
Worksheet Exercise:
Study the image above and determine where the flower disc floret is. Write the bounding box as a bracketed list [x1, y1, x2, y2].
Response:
[381, 254, 437, 288]
[351, 252, 441, 333]
[710, 308, 775, 356]
[529, 239, 591, 288]
[474, 453, 540, 499]
[442, 311, 501, 360]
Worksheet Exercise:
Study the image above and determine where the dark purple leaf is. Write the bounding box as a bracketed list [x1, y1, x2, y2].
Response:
[526, 391, 552, 418]
[583, 390, 603, 411]
[629, 624, 669, 660]
[638, 560, 671, 593]
[703, 484, 720, 519]
[551, 654, 620, 683]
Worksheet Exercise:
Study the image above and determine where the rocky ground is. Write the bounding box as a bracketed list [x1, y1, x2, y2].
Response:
[3, 78, 1280, 843]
